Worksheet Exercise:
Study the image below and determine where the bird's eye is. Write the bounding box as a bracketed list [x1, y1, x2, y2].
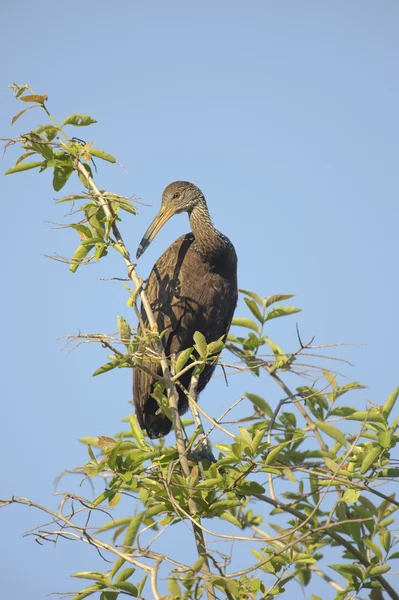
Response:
[172, 192, 180, 199]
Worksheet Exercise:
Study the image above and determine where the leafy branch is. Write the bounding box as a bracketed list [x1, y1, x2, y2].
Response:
[2, 84, 399, 600]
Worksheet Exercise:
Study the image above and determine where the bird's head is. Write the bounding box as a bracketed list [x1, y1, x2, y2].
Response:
[136, 181, 205, 259]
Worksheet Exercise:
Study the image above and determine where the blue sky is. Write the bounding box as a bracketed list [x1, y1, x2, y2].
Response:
[1, 1, 398, 598]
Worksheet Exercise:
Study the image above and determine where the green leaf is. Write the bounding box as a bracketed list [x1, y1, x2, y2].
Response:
[72, 572, 107, 582]
[252, 429, 265, 452]
[250, 550, 274, 573]
[118, 201, 137, 215]
[346, 410, 385, 423]
[291, 572, 309, 589]
[87, 444, 96, 461]
[207, 337, 225, 355]
[4, 161, 44, 175]
[29, 141, 54, 160]
[55, 194, 88, 204]
[11, 106, 38, 125]
[121, 513, 143, 552]
[231, 317, 259, 332]
[15, 151, 37, 165]
[315, 421, 347, 447]
[335, 381, 365, 399]
[323, 369, 338, 391]
[97, 436, 117, 450]
[363, 539, 383, 560]
[212, 576, 240, 594]
[117, 316, 131, 348]
[193, 331, 208, 358]
[244, 297, 263, 323]
[175, 347, 193, 374]
[168, 578, 181, 597]
[236, 481, 265, 495]
[264, 306, 301, 321]
[110, 557, 127, 579]
[81, 237, 105, 246]
[293, 554, 316, 564]
[84, 203, 106, 237]
[97, 517, 131, 534]
[238, 426, 253, 448]
[265, 440, 292, 465]
[360, 446, 381, 474]
[70, 244, 93, 273]
[359, 495, 378, 515]
[245, 392, 273, 417]
[379, 517, 395, 529]
[220, 512, 243, 529]
[196, 477, 224, 489]
[239, 288, 263, 305]
[93, 244, 107, 260]
[114, 581, 138, 595]
[265, 294, 294, 308]
[47, 157, 73, 168]
[329, 563, 364, 579]
[380, 530, 391, 553]
[89, 148, 116, 163]
[70, 223, 93, 238]
[115, 568, 136, 583]
[78, 163, 94, 189]
[36, 124, 59, 140]
[283, 467, 296, 484]
[130, 415, 147, 447]
[191, 556, 206, 573]
[14, 84, 29, 97]
[136, 575, 148, 597]
[383, 386, 399, 418]
[20, 93, 47, 104]
[297, 386, 328, 409]
[92, 361, 119, 377]
[53, 166, 73, 191]
[323, 457, 340, 473]
[151, 385, 172, 421]
[62, 114, 98, 127]
[72, 585, 102, 600]
[264, 337, 285, 358]
[100, 593, 118, 600]
[342, 489, 361, 504]
[79, 436, 101, 448]
[112, 243, 127, 257]
[378, 431, 392, 448]
[369, 565, 390, 576]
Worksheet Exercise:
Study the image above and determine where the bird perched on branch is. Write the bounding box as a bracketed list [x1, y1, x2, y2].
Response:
[134, 181, 238, 438]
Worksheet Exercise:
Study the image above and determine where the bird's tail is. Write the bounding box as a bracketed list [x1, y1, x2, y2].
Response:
[144, 409, 173, 439]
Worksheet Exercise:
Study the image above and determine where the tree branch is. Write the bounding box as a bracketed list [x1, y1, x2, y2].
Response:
[74, 160, 216, 600]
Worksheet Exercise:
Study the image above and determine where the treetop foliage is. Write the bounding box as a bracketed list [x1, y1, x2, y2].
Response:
[2, 84, 399, 600]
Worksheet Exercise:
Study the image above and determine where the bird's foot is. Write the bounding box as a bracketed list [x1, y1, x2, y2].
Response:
[189, 445, 217, 464]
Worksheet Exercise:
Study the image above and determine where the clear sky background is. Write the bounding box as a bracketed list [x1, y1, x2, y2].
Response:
[0, 1, 398, 598]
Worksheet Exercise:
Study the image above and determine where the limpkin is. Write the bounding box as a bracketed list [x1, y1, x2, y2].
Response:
[133, 181, 238, 438]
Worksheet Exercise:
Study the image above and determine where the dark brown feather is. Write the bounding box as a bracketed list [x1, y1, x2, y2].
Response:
[133, 232, 238, 438]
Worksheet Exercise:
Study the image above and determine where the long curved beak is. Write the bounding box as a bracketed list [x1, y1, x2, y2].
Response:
[136, 205, 177, 259]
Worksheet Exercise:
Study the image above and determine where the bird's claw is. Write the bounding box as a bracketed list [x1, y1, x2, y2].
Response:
[189, 447, 217, 464]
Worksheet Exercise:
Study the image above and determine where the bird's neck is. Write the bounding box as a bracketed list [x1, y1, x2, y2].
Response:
[189, 201, 226, 259]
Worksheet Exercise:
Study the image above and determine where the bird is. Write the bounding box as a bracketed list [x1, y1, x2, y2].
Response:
[133, 181, 238, 439]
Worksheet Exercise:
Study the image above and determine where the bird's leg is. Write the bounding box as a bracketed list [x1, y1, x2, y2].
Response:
[188, 374, 216, 464]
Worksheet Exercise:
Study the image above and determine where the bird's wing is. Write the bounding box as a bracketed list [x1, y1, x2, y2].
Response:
[133, 232, 238, 433]
[133, 234, 196, 428]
